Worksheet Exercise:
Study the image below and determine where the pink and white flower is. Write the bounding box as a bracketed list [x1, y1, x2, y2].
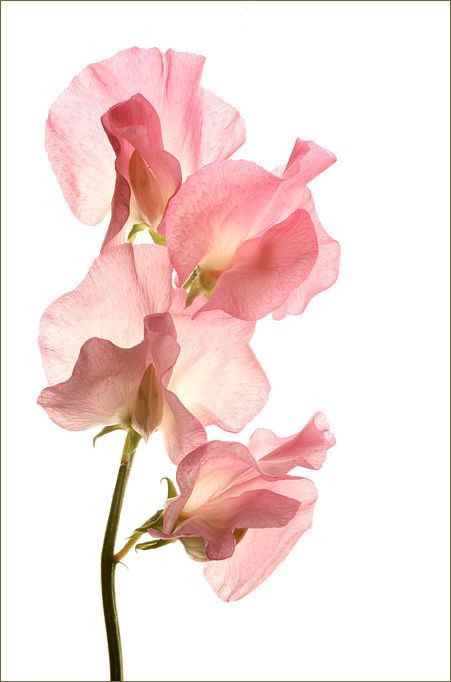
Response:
[148, 413, 335, 599]
[164, 139, 340, 320]
[38, 244, 269, 462]
[46, 47, 245, 246]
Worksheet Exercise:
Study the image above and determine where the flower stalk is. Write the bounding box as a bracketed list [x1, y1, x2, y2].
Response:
[113, 529, 144, 564]
[101, 428, 141, 682]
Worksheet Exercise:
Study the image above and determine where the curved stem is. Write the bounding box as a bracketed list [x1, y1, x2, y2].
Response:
[101, 429, 141, 682]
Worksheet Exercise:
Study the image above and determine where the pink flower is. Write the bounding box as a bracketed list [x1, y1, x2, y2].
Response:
[147, 413, 335, 600]
[38, 244, 269, 462]
[46, 47, 245, 234]
[165, 139, 340, 320]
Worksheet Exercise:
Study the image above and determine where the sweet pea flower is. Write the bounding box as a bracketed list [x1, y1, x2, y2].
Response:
[46, 47, 245, 247]
[38, 244, 269, 462]
[146, 412, 335, 600]
[164, 138, 340, 320]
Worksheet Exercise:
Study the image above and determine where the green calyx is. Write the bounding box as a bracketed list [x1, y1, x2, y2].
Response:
[127, 223, 166, 246]
[114, 476, 179, 563]
[183, 267, 217, 307]
[93, 423, 139, 448]
[134, 478, 178, 534]
[134, 509, 164, 534]
[161, 476, 178, 499]
[135, 538, 176, 551]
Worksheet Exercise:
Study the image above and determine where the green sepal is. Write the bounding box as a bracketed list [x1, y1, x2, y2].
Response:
[182, 267, 200, 291]
[130, 478, 176, 539]
[149, 230, 166, 246]
[127, 223, 166, 246]
[183, 267, 215, 307]
[136, 539, 175, 551]
[127, 222, 151, 243]
[134, 509, 164, 534]
[184, 276, 201, 307]
[93, 424, 128, 447]
[161, 477, 178, 499]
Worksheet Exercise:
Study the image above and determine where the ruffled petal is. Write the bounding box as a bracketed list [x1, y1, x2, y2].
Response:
[249, 412, 336, 475]
[137, 314, 179, 386]
[38, 336, 148, 430]
[165, 160, 281, 283]
[282, 138, 336, 183]
[160, 389, 207, 464]
[272, 193, 340, 319]
[38, 314, 178, 437]
[39, 244, 173, 385]
[195, 87, 246, 172]
[172, 441, 257, 514]
[196, 209, 318, 320]
[169, 488, 300, 561]
[169, 291, 270, 430]
[203, 477, 317, 600]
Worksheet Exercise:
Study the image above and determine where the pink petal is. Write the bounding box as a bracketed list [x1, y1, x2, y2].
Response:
[157, 57, 245, 179]
[203, 477, 317, 600]
[156, 441, 260, 536]
[132, 363, 165, 440]
[165, 160, 281, 284]
[272, 193, 340, 319]
[171, 441, 258, 511]
[103, 172, 133, 252]
[195, 88, 246, 173]
[38, 337, 148, 430]
[46, 47, 245, 224]
[282, 138, 336, 183]
[37, 314, 176, 436]
[264, 153, 340, 319]
[160, 389, 207, 465]
[39, 244, 173, 385]
[171, 488, 300, 561]
[249, 412, 336, 475]
[100, 95, 182, 249]
[135, 313, 179, 386]
[103, 92, 164, 154]
[196, 209, 319, 320]
[169, 291, 270, 430]
[129, 147, 180, 228]
[273, 146, 339, 318]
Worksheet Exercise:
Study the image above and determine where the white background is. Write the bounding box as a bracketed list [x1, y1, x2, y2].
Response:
[1, 2, 450, 681]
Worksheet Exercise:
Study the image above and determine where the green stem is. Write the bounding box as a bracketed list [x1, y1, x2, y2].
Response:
[101, 429, 141, 682]
[114, 528, 144, 564]
[114, 509, 163, 563]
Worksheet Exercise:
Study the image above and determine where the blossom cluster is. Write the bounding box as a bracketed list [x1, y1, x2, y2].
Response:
[38, 48, 339, 601]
